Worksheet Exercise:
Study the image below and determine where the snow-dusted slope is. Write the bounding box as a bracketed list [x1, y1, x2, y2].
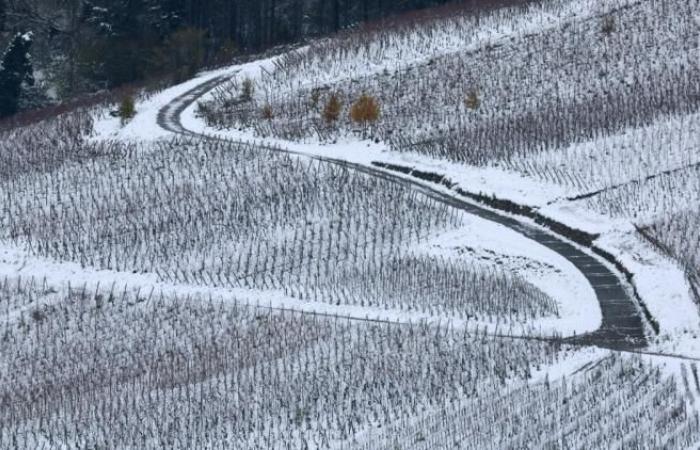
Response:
[183, 0, 699, 349]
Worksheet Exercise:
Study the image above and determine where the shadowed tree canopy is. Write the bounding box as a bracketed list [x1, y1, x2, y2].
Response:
[0, 32, 34, 117]
[0, 0, 6, 33]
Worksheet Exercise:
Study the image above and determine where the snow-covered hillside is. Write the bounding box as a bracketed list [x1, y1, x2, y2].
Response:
[1, 0, 699, 447]
[196, 0, 700, 345]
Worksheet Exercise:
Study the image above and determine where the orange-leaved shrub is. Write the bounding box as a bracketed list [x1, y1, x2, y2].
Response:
[350, 93, 380, 126]
[323, 92, 343, 124]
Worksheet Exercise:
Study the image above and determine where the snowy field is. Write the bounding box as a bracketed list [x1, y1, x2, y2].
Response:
[1, 277, 698, 449]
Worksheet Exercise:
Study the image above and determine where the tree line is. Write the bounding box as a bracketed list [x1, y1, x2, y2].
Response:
[0, 0, 481, 114]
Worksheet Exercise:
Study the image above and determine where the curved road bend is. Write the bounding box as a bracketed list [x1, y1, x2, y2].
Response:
[157, 76, 649, 351]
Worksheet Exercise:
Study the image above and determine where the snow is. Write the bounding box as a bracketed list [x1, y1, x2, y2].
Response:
[262, 0, 641, 94]
[92, 57, 276, 142]
[4, 0, 700, 445]
[176, 61, 700, 350]
[174, 71, 700, 347]
[507, 112, 700, 202]
[528, 346, 608, 384]
[335, 344, 608, 450]
[598, 231, 700, 345]
[0, 239, 590, 338]
[415, 214, 601, 335]
[89, 63, 603, 338]
[85, 0, 700, 353]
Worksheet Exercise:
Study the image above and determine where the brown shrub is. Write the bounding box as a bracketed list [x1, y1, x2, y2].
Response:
[464, 90, 480, 110]
[118, 94, 136, 125]
[322, 92, 343, 124]
[349, 93, 380, 125]
[261, 103, 274, 120]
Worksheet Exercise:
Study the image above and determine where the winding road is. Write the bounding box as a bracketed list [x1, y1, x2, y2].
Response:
[157, 74, 648, 351]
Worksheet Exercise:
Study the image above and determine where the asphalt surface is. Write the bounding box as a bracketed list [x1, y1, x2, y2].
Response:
[156, 75, 649, 351]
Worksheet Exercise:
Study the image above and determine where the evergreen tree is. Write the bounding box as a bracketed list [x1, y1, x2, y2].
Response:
[146, 0, 185, 37]
[0, 32, 34, 117]
[85, 0, 146, 38]
[0, 0, 6, 33]
[81, 0, 154, 87]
